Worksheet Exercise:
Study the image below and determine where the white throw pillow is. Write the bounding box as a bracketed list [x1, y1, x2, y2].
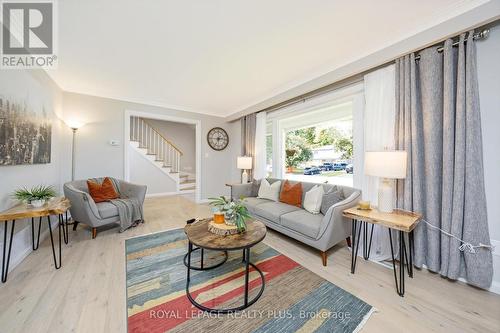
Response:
[257, 179, 281, 201]
[303, 185, 324, 214]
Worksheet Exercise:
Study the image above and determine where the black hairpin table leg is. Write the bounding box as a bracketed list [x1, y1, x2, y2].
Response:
[47, 215, 62, 269]
[60, 214, 69, 245]
[351, 219, 362, 274]
[388, 229, 408, 297]
[1, 220, 16, 283]
[362, 223, 374, 260]
[32, 217, 42, 250]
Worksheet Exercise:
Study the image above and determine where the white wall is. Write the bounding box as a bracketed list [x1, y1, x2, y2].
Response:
[147, 119, 196, 174]
[62, 92, 241, 200]
[0, 69, 66, 272]
[477, 23, 500, 292]
[128, 145, 177, 195]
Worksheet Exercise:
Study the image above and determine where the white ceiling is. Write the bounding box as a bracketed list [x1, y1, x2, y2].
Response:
[49, 0, 490, 117]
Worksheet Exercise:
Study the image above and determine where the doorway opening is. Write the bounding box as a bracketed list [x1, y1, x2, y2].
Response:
[124, 110, 201, 202]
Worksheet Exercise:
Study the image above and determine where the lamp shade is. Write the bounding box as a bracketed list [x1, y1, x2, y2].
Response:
[65, 119, 85, 130]
[364, 151, 407, 179]
[237, 156, 252, 170]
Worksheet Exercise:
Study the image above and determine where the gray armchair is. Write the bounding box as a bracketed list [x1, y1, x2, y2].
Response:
[63, 178, 147, 238]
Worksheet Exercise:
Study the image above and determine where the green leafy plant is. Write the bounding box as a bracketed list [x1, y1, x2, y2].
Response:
[208, 196, 251, 232]
[13, 185, 57, 202]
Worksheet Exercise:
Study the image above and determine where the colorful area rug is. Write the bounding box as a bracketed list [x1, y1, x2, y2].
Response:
[126, 228, 374, 333]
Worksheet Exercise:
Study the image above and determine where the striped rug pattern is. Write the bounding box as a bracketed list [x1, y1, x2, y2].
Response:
[126, 229, 374, 333]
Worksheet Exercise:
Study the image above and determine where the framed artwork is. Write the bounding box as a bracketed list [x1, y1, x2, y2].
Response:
[0, 72, 52, 166]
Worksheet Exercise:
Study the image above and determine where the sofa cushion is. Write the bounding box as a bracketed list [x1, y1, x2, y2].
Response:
[303, 185, 324, 214]
[320, 187, 344, 215]
[96, 202, 119, 219]
[253, 201, 301, 222]
[279, 180, 303, 207]
[280, 210, 324, 239]
[258, 179, 281, 201]
[251, 179, 261, 197]
[242, 197, 271, 214]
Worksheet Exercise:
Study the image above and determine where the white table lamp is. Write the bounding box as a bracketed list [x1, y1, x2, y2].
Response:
[365, 151, 407, 213]
[237, 156, 253, 183]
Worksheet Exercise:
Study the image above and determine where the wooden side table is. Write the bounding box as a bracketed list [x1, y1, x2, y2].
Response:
[0, 197, 71, 283]
[343, 207, 421, 297]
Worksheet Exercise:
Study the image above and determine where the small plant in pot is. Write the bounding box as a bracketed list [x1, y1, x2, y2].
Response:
[208, 196, 251, 233]
[13, 185, 57, 208]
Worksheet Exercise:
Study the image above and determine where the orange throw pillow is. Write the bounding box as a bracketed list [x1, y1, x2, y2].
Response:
[279, 180, 303, 208]
[87, 177, 119, 203]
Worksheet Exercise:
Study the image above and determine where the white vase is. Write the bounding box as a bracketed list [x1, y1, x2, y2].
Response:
[30, 199, 45, 208]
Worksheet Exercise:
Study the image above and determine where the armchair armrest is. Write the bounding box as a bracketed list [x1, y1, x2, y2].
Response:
[63, 183, 101, 221]
[118, 180, 147, 204]
[316, 190, 361, 249]
[229, 183, 253, 200]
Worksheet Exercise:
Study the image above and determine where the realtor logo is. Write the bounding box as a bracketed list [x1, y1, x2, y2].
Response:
[1, 0, 57, 69]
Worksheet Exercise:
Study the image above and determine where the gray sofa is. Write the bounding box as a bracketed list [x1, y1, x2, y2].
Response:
[63, 178, 147, 238]
[230, 178, 361, 266]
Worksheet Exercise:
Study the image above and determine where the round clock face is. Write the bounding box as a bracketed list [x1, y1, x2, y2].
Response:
[207, 127, 229, 151]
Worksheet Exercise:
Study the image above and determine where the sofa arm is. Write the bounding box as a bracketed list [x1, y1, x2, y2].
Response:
[119, 180, 147, 204]
[316, 190, 361, 249]
[63, 184, 101, 222]
[229, 183, 253, 200]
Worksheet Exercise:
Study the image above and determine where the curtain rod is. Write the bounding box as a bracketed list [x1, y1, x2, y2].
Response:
[414, 28, 489, 61]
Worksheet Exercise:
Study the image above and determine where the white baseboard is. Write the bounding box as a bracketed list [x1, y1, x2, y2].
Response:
[0, 217, 60, 274]
[146, 191, 180, 198]
[366, 243, 500, 295]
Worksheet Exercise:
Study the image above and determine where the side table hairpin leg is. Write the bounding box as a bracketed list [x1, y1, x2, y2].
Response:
[1, 220, 16, 283]
[350, 219, 374, 274]
[59, 213, 69, 245]
[388, 229, 413, 297]
[31, 217, 42, 250]
[47, 215, 62, 269]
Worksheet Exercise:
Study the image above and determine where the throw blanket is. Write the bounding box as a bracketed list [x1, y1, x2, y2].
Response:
[90, 178, 144, 232]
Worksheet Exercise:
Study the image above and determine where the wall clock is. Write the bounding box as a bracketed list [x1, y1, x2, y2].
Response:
[207, 127, 229, 151]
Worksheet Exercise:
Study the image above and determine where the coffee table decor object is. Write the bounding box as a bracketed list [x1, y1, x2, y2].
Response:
[208, 196, 251, 233]
[207, 219, 239, 236]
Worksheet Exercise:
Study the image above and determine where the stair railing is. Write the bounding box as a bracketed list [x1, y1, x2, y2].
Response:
[130, 116, 182, 173]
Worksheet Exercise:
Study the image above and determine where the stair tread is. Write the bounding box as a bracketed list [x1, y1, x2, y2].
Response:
[180, 180, 196, 184]
[180, 186, 196, 191]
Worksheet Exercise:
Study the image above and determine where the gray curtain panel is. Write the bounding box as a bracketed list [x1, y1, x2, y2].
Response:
[241, 113, 256, 180]
[395, 31, 493, 289]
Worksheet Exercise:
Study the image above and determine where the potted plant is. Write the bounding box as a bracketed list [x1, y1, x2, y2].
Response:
[208, 196, 251, 233]
[13, 185, 57, 208]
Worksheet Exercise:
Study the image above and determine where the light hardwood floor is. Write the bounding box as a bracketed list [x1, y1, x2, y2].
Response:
[1, 195, 499, 333]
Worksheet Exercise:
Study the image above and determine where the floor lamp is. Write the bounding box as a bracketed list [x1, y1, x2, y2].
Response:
[65, 120, 85, 181]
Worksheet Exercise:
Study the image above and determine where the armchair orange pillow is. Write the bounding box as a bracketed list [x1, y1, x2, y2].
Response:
[87, 177, 119, 203]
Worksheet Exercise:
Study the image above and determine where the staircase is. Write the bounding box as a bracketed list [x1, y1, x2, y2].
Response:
[129, 116, 196, 193]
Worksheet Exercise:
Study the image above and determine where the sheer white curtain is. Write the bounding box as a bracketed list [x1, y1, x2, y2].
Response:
[359, 64, 395, 261]
[253, 111, 267, 180]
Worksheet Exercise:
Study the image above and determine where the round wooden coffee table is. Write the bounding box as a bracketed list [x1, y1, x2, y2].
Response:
[184, 218, 267, 313]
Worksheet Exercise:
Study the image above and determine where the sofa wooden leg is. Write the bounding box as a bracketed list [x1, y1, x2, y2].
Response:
[72, 221, 79, 231]
[346, 236, 352, 247]
[320, 251, 327, 266]
[92, 228, 97, 239]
